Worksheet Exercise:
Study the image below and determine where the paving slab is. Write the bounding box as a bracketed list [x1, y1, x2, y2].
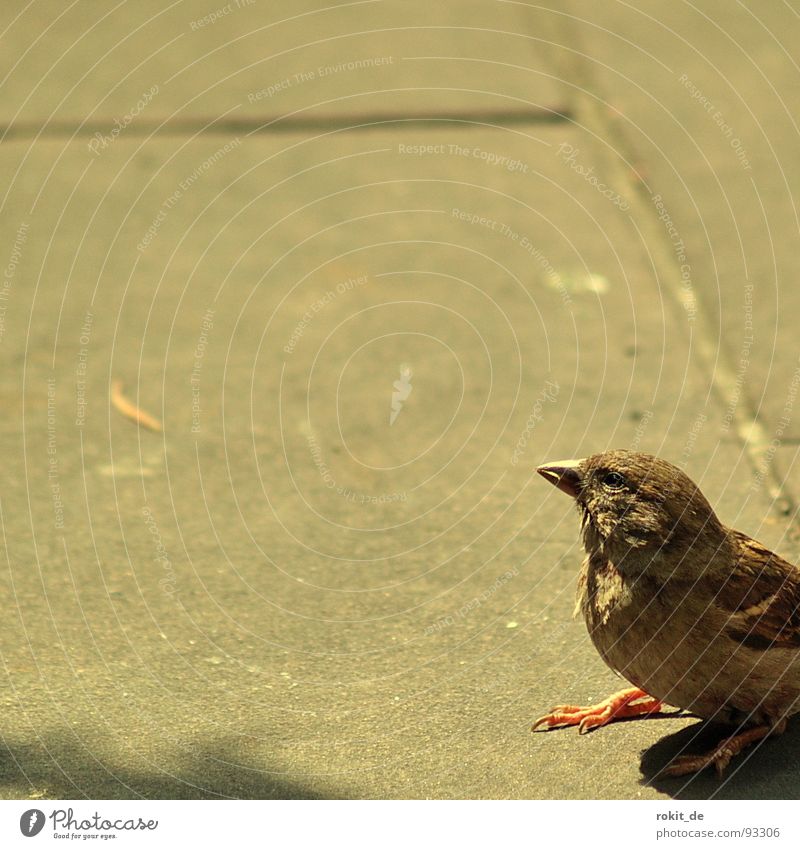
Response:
[555, 1, 800, 500]
[0, 0, 564, 129]
[1, 1, 799, 801]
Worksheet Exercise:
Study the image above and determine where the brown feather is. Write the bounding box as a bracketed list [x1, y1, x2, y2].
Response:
[720, 530, 800, 650]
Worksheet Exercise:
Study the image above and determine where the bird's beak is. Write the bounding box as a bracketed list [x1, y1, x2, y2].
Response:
[536, 459, 585, 498]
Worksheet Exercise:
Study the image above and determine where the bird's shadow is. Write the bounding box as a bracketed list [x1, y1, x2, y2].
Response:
[640, 716, 800, 799]
[0, 730, 339, 799]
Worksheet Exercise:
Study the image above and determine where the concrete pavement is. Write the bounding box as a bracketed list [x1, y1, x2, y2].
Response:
[1, 1, 799, 799]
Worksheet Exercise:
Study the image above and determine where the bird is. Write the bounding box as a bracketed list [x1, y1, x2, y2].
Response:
[532, 449, 800, 776]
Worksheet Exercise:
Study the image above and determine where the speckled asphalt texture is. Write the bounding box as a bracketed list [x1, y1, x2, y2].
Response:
[1, 1, 800, 799]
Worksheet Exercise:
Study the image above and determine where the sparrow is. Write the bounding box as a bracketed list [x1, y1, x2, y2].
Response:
[532, 449, 800, 776]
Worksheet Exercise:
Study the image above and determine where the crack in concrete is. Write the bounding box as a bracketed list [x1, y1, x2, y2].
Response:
[1, 106, 573, 142]
[551, 20, 798, 522]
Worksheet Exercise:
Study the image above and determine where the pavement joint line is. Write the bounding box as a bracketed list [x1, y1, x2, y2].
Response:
[0, 107, 574, 141]
[558, 39, 798, 523]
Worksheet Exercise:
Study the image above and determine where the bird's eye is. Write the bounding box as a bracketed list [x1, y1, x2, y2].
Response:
[602, 471, 626, 489]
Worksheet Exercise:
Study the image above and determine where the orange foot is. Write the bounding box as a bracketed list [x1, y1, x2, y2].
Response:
[532, 687, 664, 734]
[660, 719, 787, 778]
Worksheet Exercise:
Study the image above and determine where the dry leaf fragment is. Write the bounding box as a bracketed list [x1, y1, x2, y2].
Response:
[111, 379, 162, 432]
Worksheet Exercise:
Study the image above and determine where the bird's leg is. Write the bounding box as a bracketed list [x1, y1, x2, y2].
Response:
[532, 687, 664, 734]
[660, 718, 787, 778]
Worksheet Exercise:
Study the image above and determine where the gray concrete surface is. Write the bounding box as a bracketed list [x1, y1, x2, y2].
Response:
[1, 1, 799, 799]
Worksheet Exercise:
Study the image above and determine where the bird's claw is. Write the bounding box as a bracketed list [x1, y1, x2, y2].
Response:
[659, 720, 786, 778]
[660, 748, 734, 778]
[532, 687, 663, 733]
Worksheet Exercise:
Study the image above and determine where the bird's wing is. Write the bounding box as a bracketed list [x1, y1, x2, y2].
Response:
[718, 530, 800, 650]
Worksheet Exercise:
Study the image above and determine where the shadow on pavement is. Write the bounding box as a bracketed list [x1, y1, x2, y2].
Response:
[0, 732, 337, 800]
[639, 717, 800, 799]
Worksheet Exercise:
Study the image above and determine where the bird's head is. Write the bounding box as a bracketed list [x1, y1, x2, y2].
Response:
[537, 449, 725, 575]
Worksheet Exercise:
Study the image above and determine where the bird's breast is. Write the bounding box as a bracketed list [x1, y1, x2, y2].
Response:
[577, 557, 630, 627]
[577, 553, 800, 722]
[577, 555, 680, 693]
